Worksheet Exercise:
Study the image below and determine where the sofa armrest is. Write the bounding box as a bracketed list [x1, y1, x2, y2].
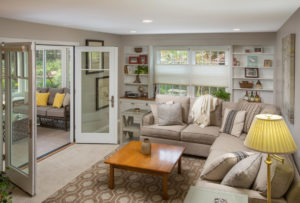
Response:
[142, 112, 154, 126]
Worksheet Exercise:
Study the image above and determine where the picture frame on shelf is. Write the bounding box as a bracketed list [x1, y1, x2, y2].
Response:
[254, 47, 263, 53]
[129, 56, 139, 64]
[247, 56, 258, 67]
[96, 76, 109, 111]
[245, 68, 259, 78]
[85, 39, 104, 74]
[139, 55, 148, 64]
[264, 60, 272, 67]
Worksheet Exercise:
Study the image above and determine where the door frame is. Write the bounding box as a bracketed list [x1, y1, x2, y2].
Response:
[75, 46, 118, 144]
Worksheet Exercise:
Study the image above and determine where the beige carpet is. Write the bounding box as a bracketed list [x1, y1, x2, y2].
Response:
[43, 153, 205, 203]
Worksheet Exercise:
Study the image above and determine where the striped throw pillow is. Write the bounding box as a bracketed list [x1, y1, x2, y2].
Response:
[220, 108, 246, 137]
[239, 101, 262, 133]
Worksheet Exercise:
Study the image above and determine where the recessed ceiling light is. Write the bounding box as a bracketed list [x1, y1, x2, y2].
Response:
[142, 19, 153, 23]
[129, 30, 137, 33]
[233, 28, 241, 31]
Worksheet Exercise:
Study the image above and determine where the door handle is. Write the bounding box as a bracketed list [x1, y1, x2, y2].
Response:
[110, 96, 114, 108]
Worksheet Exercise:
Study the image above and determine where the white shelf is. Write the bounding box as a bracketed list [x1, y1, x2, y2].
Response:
[125, 83, 149, 86]
[233, 66, 273, 69]
[125, 64, 149, 66]
[123, 124, 140, 132]
[233, 77, 273, 80]
[125, 52, 148, 55]
[233, 53, 274, 55]
[124, 74, 148, 76]
[233, 88, 273, 92]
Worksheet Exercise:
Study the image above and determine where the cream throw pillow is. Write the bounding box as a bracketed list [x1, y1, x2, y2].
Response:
[253, 154, 294, 198]
[220, 108, 246, 137]
[221, 153, 262, 189]
[63, 93, 70, 107]
[157, 103, 183, 126]
[201, 151, 253, 181]
[150, 100, 174, 124]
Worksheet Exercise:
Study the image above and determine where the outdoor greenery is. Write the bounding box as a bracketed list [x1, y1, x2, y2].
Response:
[195, 50, 226, 65]
[0, 169, 13, 203]
[134, 65, 148, 74]
[214, 89, 231, 101]
[160, 50, 188, 64]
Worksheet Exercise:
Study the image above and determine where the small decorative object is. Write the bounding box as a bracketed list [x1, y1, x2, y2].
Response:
[124, 65, 128, 74]
[245, 49, 251, 53]
[141, 138, 151, 155]
[129, 56, 139, 64]
[134, 108, 140, 112]
[233, 57, 237, 66]
[214, 198, 228, 203]
[264, 60, 272, 67]
[138, 85, 145, 96]
[256, 80, 262, 89]
[135, 65, 148, 74]
[133, 75, 141, 83]
[239, 81, 253, 88]
[236, 61, 240, 66]
[250, 91, 255, 102]
[254, 47, 263, 53]
[85, 39, 104, 74]
[254, 91, 261, 102]
[139, 55, 148, 64]
[247, 56, 258, 67]
[134, 47, 143, 53]
[245, 68, 259, 78]
[244, 90, 249, 101]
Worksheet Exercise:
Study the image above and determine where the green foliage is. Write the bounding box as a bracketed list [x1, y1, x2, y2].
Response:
[0, 169, 13, 203]
[213, 89, 231, 101]
[134, 65, 148, 74]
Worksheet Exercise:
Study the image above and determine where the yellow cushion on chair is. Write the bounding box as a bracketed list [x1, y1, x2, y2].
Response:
[52, 93, 65, 108]
[36, 92, 50, 107]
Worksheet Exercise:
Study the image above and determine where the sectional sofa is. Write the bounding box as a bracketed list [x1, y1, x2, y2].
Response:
[140, 94, 300, 203]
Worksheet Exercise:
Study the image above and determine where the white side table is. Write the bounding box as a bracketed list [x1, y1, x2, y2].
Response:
[120, 109, 150, 144]
[184, 186, 248, 203]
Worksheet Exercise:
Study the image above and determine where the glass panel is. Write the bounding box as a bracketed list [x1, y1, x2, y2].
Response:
[66, 48, 71, 88]
[81, 61, 109, 133]
[82, 51, 109, 73]
[195, 86, 226, 97]
[195, 50, 227, 65]
[159, 84, 187, 96]
[10, 51, 29, 174]
[46, 50, 62, 88]
[36, 50, 44, 88]
[159, 50, 188, 64]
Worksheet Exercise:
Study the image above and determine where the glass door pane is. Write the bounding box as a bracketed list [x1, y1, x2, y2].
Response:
[75, 47, 118, 143]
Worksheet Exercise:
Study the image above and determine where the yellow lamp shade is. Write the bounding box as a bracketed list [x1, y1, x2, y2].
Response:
[244, 114, 297, 154]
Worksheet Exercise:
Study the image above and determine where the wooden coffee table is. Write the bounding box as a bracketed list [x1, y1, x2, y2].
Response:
[104, 141, 185, 200]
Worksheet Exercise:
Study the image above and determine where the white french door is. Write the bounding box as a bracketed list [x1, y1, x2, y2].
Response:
[75, 47, 118, 143]
[0, 42, 36, 195]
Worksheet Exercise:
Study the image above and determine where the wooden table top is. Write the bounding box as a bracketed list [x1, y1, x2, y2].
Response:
[105, 141, 185, 173]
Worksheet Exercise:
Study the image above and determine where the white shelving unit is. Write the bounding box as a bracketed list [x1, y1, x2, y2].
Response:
[123, 46, 154, 98]
[231, 45, 274, 104]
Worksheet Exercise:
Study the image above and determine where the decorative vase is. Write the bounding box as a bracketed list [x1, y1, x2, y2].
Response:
[141, 138, 151, 155]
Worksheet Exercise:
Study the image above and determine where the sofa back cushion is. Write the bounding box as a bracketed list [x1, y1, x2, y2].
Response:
[37, 87, 49, 93]
[156, 94, 190, 123]
[189, 97, 222, 127]
[222, 101, 238, 117]
[238, 100, 262, 133]
[157, 103, 183, 126]
[260, 103, 280, 115]
[48, 88, 64, 105]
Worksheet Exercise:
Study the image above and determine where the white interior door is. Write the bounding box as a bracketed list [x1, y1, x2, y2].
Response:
[75, 46, 118, 143]
[0, 42, 36, 195]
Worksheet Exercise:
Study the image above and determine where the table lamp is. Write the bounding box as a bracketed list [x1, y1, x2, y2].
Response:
[244, 114, 297, 203]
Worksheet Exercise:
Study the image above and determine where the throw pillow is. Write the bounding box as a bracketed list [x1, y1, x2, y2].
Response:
[221, 153, 262, 189]
[36, 92, 50, 107]
[157, 103, 183, 126]
[63, 93, 70, 107]
[220, 108, 246, 137]
[52, 93, 65, 108]
[48, 88, 64, 105]
[150, 100, 174, 124]
[238, 100, 262, 133]
[253, 154, 294, 198]
[201, 151, 253, 181]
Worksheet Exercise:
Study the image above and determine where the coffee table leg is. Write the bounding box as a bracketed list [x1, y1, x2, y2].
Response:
[163, 174, 168, 200]
[109, 165, 114, 189]
[178, 156, 182, 174]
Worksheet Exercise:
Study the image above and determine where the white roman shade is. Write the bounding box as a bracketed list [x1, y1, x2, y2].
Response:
[154, 64, 190, 85]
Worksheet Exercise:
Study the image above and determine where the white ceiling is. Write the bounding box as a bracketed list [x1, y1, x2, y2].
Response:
[0, 0, 299, 35]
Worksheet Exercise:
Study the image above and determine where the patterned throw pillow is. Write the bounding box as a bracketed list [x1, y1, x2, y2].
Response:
[150, 100, 174, 124]
[220, 108, 246, 137]
[238, 100, 262, 133]
[52, 93, 65, 108]
[201, 151, 253, 181]
[36, 92, 50, 107]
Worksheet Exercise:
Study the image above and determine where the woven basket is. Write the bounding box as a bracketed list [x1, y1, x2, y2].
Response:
[239, 81, 253, 88]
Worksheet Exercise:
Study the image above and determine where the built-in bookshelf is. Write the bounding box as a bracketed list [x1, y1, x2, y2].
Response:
[231, 45, 274, 104]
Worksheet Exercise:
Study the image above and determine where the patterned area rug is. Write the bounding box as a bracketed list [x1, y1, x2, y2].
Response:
[43, 152, 205, 203]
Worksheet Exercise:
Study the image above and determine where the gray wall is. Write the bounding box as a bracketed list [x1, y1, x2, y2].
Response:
[276, 8, 300, 170]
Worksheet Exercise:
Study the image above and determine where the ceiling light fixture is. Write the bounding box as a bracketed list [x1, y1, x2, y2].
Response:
[130, 30, 137, 33]
[142, 19, 153, 23]
[233, 28, 241, 31]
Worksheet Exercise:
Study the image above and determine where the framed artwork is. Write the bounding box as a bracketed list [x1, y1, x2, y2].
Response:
[129, 56, 139, 64]
[264, 60, 272, 67]
[139, 55, 148, 64]
[96, 76, 109, 111]
[85, 39, 104, 74]
[282, 34, 295, 124]
[247, 56, 258, 67]
[245, 68, 259, 78]
[254, 47, 263, 53]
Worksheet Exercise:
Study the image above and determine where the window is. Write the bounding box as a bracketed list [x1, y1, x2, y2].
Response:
[158, 50, 188, 64]
[195, 86, 226, 97]
[158, 84, 187, 96]
[195, 50, 226, 65]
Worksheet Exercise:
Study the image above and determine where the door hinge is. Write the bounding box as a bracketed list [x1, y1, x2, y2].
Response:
[2, 154, 5, 161]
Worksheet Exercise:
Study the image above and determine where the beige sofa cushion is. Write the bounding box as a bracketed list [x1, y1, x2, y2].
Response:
[210, 133, 249, 153]
[253, 154, 294, 198]
[220, 108, 246, 137]
[222, 101, 238, 117]
[141, 124, 187, 141]
[238, 100, 262, 133]
[150, 100, 174, 124]
[46, 108, 65, 117]
[142, 112, 154, 126]
[201, 151, 253, 181]
[37, 106, 51, 116]
[181, 125, 219, 145]
[157, 103, 183, 125]
[156, 94, 190, 123]
[221, 153, 262, 189]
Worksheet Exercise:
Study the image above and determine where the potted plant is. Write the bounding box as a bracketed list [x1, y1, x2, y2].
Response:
[0, 169, 13, 203]
[214, 89, 231, 101]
